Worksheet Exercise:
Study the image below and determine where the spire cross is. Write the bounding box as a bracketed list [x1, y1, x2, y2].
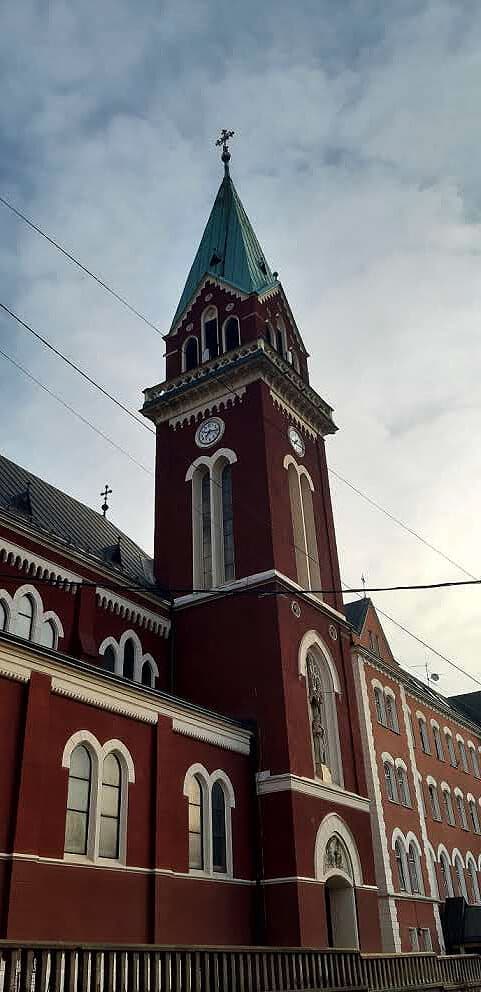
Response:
[361, 573, 367, 598]
[100, 484, 112, 518]
[216, 129, 235, 172]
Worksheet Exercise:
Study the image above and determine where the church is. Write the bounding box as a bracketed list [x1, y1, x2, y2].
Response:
[1, 134, 479, 956]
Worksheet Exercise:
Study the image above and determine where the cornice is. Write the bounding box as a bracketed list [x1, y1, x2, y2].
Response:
[269, 389, 318, 440]
[173, 568, 349, 629]
[256, 772, 370, 812]
[172, 715, 250, 755]
[0, 639, 253, 750]
[96, 587, 170, 638]
[142, 339, 336, 437]
[0, 535, 82, 589]
[168, 387, 246, 431]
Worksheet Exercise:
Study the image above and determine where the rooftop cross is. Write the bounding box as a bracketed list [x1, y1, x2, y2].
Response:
[100, 483, 112, 518]
[216, 128, 235, 173]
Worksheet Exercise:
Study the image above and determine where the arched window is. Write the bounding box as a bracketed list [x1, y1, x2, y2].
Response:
[0, 601, 6, 631]
[468, 798, 480, 833]
[428, 849, 439, 899]
[285, 459, 320, 593]
[265, 322, 275, 348]
[418, 717, 430, 754]
[211, 780, 227, 873]
[428, 784, 441, 821]
[458, 740, 468, 772]
[221, 463, 235, 581]
[397, 766, 411, 807]
[467, 859, 481, 904]
[432, 724, 444, 761]
[275, 325, 286, 358]
[384, 761, 397, 802]
[188, 450, 237, 589]
[99, 753, 121, 859]
[123, 639, 135, 680]
[440, 851, 454, 898]
[456, 793, 468, 830]
[103, 645, 116, 672]
[141, 661, 153, 687]
[39, 620, 55, 649]
[374, 686, 386, 726]
[454, 855, 468, 901]
[14, 594, 33, 640]
[469, 746, 480, 778]
[64, 745, 91, 856]
[201, 470, 213, 587]
[306, 648, 342, 786]
[223, 317, 240, 352]
[446, 732, 457, 767]
[443, 788, 455, 825]
[202, 307, 219, 361]
[395, 839, 408, 892]
[385, 695, 398, 732]
[187, 775, 204, 870]
[408, 843, 422, 894]
[184, 336, 199, 371]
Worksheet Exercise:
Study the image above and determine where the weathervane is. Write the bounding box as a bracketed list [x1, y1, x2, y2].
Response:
[100, 484, 112, 518]
[216, 129, 235, 173]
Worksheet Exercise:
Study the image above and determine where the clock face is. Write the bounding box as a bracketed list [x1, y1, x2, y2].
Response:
[288, 425, 305, 457]
[195, 417, 225, 448]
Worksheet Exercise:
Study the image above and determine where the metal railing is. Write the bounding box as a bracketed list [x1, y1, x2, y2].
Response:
[0, 942, 480, 992]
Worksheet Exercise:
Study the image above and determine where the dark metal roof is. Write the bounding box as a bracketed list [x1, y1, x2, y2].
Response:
[344, 597, 370, 634]
[0, 453, 155, 589]
[170, 170, 278, 330]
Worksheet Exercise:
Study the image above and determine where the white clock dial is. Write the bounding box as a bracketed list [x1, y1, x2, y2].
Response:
[288, 425, 305, 457]
[195, 417, 225, 448]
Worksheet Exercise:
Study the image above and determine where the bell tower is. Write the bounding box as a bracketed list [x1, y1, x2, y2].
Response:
[142, 137, 380, 950]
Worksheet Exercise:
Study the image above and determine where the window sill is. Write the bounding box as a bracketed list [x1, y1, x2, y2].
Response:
[64, 853, 125, 867]
[188, 868, 233, 881]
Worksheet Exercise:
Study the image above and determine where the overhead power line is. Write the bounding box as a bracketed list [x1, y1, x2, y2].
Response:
[329, 467, 478, 581]
[0, 301, 156, 436]
[0, 348, 153, 475]
[0, 194, 163, 336]
[4, 186, 479, 693]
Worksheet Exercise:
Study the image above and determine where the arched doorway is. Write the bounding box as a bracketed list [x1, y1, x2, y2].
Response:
[315, 818, 362, 949]
[325, 873, 359, 949]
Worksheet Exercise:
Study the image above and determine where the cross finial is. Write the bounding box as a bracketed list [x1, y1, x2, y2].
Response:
[216, 129, 235, 173]
[100, 484, 112, 518]
[361, 573, 367, 598]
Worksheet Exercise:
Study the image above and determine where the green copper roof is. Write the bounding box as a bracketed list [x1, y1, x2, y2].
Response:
[170, 168, 278, 330]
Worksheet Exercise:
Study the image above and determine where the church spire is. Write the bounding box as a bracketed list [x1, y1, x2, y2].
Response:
[170, 138, 278, 331]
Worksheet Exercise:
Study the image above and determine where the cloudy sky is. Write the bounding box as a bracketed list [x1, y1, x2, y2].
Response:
[1, 0, 480, 695]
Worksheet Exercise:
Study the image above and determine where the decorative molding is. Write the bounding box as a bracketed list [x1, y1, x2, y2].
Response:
[168, 276, 248, 337]
[0, 537, 81, 590]
[256, 772, 370, 812]
[173, 716, 250, 755]
[269, 389, 318, 439]
[52, 677, 158, 724]
[173, 568, 348, 626]
[354, 653, 401, 951]
[1, 851, 253, 883]
[0, 640, 252, 755]
[400, 683, 446, 952]
[96, 587, 170, 638]
[169, 388, 246, 430]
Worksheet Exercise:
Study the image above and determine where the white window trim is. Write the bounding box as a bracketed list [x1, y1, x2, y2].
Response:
[384, 688, 399, 733]
[221, 315, 241, 353]
[466, 853, 481, 904]
[62, 731, 135, 866]
[283, 455, 320, 595]
[201, 305, 219, 361]
[186, 448, 238, 589]
[181, 335, 199, 372]
[183, 764, 235, 879]
[0, 584, 63, 648]
[99, 630, 159, 685]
